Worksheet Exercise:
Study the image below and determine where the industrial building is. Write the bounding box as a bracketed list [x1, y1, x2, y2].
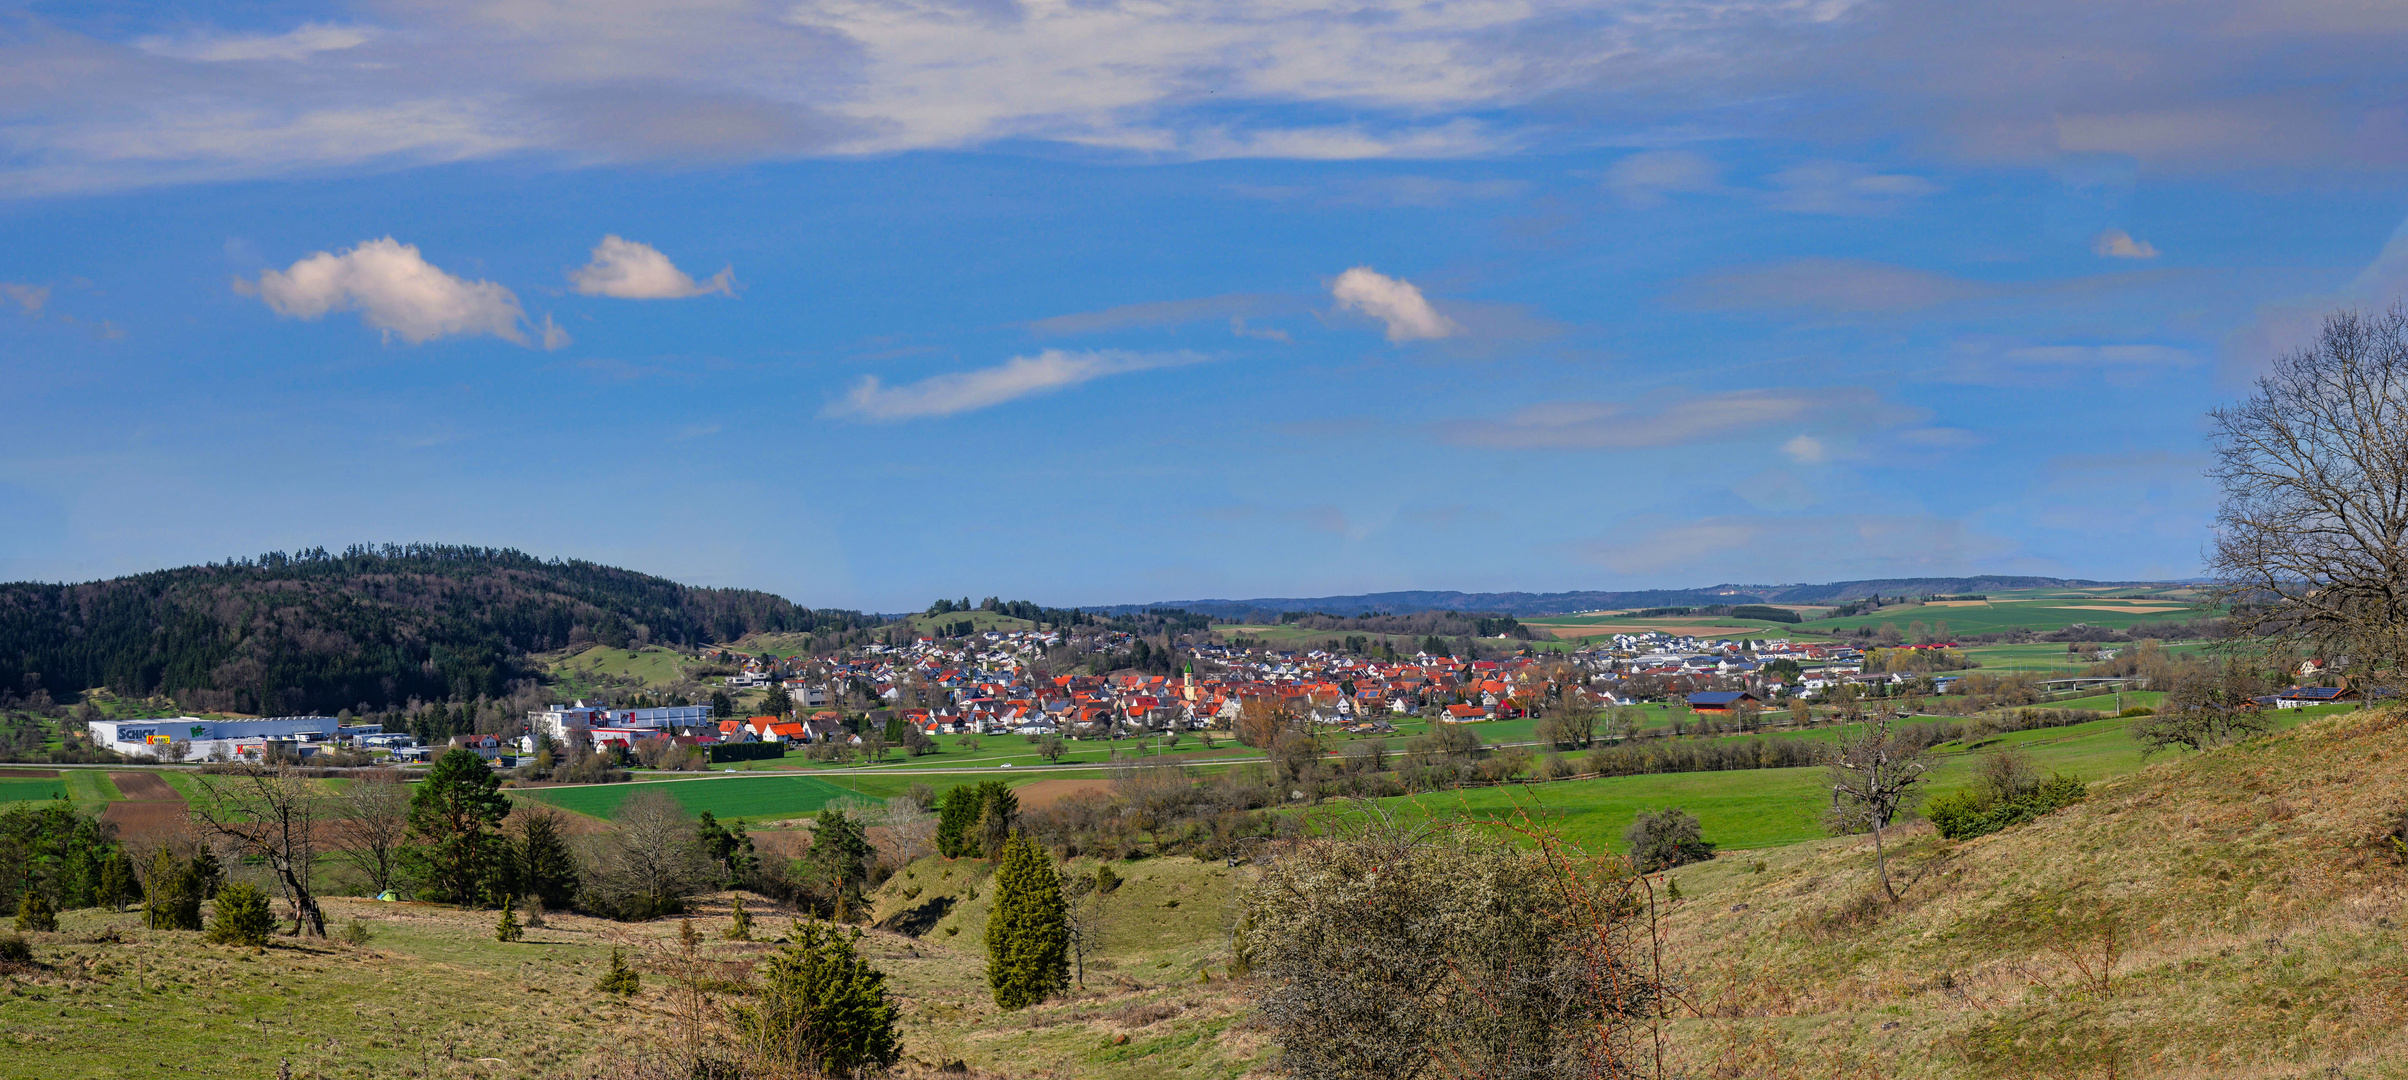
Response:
[87, 715, 341, 760]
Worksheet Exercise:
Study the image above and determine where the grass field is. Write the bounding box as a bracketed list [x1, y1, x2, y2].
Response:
[0, 776, 66, 804]
[1217, 622, 1579, 653]
[514, 772, 866, 822]
[539, 644, 700, 694]
[1367, 707, 2324, 855]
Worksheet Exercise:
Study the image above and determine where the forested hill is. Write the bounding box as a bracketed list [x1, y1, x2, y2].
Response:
[0, 544, 874, 715]
[1100, 576, 2156, 618]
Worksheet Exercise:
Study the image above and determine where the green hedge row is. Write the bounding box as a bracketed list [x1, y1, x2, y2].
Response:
[707, 741, 787, 763]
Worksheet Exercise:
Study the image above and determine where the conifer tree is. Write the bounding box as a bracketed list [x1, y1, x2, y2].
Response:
[725, 896, 753, 941]
[515, 808, 581, 910]
[205, 883, 272, 946]
[144, 848, 204, 931]
[14, 890, 56, 933]
[495, 896, 524, 942]
[984, 831, 1068, 1009]
[596, 947, 641, 995]
[934, 785, 980, 857]
[730, 921, 901, 1075]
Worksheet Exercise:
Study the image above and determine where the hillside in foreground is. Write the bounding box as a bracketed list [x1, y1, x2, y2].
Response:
[0, 544, 875, 715]
[1653, 706, 2408, 1078]
[3, 711, 2401, 1078]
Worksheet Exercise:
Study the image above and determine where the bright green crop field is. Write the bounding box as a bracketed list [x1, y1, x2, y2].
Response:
[0, 776, 66, 804]
[513, 772, 866, 822]
[1368, 707, 2325, 854]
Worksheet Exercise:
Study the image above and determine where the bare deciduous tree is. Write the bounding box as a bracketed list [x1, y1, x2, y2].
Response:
[189, 765, 328, 936]
[1821, 717, 1931, 902]
[2211, 305, 2408, 681]
[1059, 871, 1108, 989]
[581, 788, 717, 920]
[1239, 807, 1665, 1080]
[332, 772, 411, 895]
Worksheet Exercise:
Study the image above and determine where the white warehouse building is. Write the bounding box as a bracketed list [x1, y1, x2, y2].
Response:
[87, 715, 341, 760]
[527, 701, 715, 743]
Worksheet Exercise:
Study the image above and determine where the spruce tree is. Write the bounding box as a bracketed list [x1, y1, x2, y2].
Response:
[596, 947, 641, 995]
[934, 786, 979, 857]
[204, 883, 272, 947]
[725, 896, 753, 941]
[14, 891, 56, 933]
[495, 896, 524, 942]
[515, 807, 581, 910]
[731, 921, 901, 1075]
[984, 831, 1068, 1009]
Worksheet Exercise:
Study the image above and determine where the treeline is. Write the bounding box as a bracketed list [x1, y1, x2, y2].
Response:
[0, 544, 876, 714]
[1257, 610, 1534, 640]
[1630, 605, 1800, 624]
[926, 596, 1095, 626]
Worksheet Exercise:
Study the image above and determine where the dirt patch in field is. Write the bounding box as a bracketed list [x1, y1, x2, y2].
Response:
[102, 771, 187, 840]
[2061, 604, 2192, 614]
[108, 771, 177, 800]
[0, 768, 60, 778]
[1012, 778, 1114, 809]
[1922, 600, 1993, 608]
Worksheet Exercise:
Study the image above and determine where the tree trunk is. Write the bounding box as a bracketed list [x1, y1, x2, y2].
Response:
[1871, 820, 1894, 901]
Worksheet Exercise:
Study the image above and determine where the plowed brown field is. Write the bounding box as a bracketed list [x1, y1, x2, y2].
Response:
[102, 771, 186, 840]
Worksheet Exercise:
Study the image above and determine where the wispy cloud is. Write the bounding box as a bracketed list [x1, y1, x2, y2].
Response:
[1, 283, 48, 315]
[1604, 149, 1723, 207]
[1441, 388, 1914, 450]
[1765, 160, 1942, 215]
[136, 23, 378, 63]
[238, 237, 551, 347]
[1580, 513, 2022, 578]
[571, 236, 734, 299]
[1331, 267, 1457, 342]
[1676, 259, 1997, 314]
[2092, 229, 2160, 259]
[833, 349, 1207, 421]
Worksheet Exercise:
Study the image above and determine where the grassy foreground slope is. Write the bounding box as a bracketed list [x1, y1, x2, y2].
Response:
[1653, 707, 2408, 1079]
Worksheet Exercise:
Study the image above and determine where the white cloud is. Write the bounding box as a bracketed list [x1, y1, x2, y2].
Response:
[136, 23, 378, 63]
[2092, 229, 2160, 259]
[1780, 434, 1827, 463]
[1605, 150, 1721, 207]
[539, 314, 572, 351]
[12, 0, 2408, 192]
[570, 236, 734, 299]
[1331, 267, 1457, 342]
[834, 349, 1206, 421]
[241, 237, 533, 346]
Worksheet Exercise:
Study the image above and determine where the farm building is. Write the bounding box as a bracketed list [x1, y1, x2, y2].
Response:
[1686, 691, 1761, 713]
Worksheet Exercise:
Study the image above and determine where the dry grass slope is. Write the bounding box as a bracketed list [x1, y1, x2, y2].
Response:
[1655, 706, 2408, 1079]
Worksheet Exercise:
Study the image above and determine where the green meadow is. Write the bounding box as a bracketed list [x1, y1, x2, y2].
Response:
[513, 772, 864, 822]
[0, 776, 66, 804]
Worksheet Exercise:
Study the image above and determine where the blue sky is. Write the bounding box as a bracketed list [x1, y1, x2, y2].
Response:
[6, 0, 2408, 610]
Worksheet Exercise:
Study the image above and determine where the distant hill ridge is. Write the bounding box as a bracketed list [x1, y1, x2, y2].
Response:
[1093, 576, 2161, 619]
[0, 544, 875, 715]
